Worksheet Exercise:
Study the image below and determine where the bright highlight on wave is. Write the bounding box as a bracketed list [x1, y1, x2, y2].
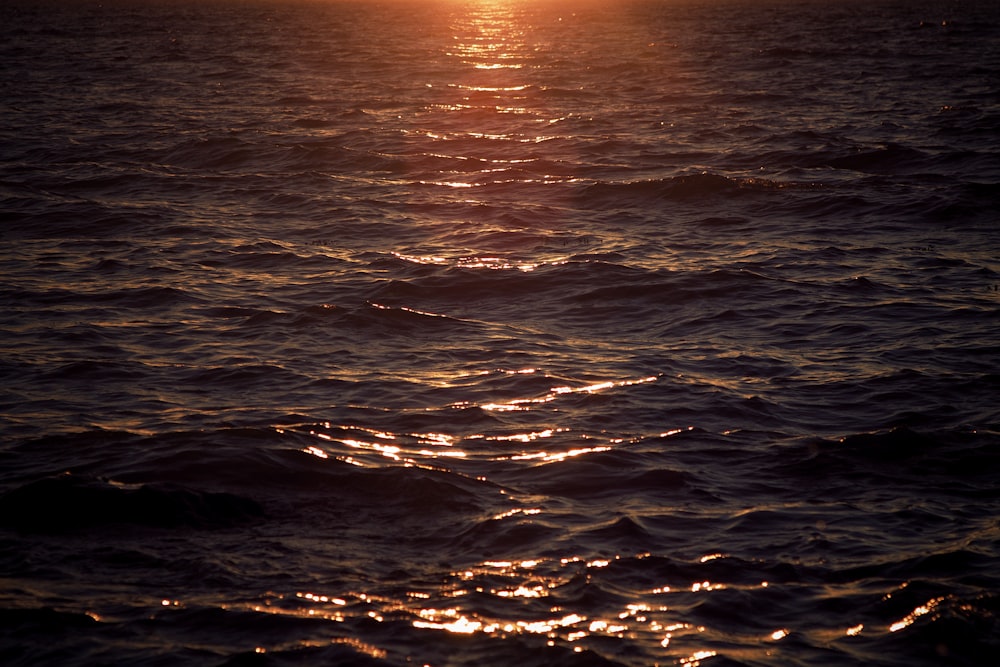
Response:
[481, 375, 658, 412]
[290, 373, 661, 468]
[4, 0, 997, 663]
[242, 554, 756, 658]
[889, 597, 944, 632]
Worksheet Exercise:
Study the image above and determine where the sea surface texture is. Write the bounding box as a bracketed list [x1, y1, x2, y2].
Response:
[2, 0, 999, 665]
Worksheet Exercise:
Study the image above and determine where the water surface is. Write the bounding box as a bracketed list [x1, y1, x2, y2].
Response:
[1, 0, 999, 665]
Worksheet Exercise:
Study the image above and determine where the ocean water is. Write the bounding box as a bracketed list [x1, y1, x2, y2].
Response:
[1, 0, 999, 664]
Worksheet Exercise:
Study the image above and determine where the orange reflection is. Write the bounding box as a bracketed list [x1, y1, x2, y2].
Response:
[416, 0, 544, 194]
[680, 650, 718, 666]
[226, 554, 735, 663]
[481, 374, 658, 413]
[401, 554, 692, 654]
[889, 596, 944, 632]
[296, 423, 475, 468]
[509, 446, 611, 463]
[489, 508, 542, 521]
[486, 428, 558, 443]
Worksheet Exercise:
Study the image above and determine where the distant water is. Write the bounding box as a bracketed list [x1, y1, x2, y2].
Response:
[2, 0, 999, 664]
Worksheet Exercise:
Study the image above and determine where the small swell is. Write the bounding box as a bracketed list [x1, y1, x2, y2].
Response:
[526, 450, 690, 500]
[822, 144, 933, 174]
[0, 473, 264, 532]
[578, 173, 782, 208]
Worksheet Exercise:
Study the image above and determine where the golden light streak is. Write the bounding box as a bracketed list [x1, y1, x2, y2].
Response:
[393, 252, 447, 265]
[468, 374, 658, 416]
[456, 256, 540, 271]
[509, 446, 612, 462]
[495, 585, 546, 598]
[690, 581, 725, 592]
[298, 592, 347, 606]
[456, 84, 530, 92]
[418, 432, 457, 447]
[486, 428, 557, 443]
[680, 650, 718, 666]
[889, 597, 943, 632]
[489, 508, 542, 521]
[413, 608, 586, 636]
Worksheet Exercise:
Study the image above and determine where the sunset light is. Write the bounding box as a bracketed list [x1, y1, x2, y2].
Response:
[3, 0, 997, 665]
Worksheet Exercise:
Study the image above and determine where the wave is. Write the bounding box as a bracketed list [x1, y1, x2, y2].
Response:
[577, 173, 784, 207]
[2, 0, 999, 664]
[0, 472, 263, 532]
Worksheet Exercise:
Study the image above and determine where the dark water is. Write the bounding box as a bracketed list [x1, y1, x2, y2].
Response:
[2, 0, 999, 664]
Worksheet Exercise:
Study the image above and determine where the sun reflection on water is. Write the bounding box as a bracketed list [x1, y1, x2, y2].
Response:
[414, 0, 565, 195]
[290, 370, 661, 470]
[414, 556, 699, 647]
[481, 374, 658, 413]
[889, 596, 944, 632]
[221, 550, 784, 665]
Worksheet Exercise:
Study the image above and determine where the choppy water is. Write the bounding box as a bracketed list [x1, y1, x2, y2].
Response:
[2, 0, 999, 664]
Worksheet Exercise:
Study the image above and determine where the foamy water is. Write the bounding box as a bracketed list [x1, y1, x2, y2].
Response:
[2, 0, 999, 665]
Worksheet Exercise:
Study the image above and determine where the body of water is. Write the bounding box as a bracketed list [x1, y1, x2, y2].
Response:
[1, 0, 999, 665]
